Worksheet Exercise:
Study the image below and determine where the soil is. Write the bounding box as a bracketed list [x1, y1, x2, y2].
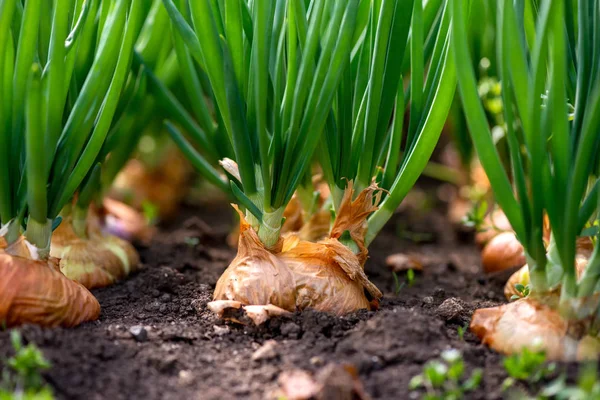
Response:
[0, 196, 554, 400]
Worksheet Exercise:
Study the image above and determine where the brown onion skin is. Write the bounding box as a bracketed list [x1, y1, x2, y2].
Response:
[213, 210, 297, 312]
[51, 214, 140, 289]
[471, 298, 600, 361]
[481, 232, 526, 273]
[0, 250, 100, 327]
[475, 210, 513, 248]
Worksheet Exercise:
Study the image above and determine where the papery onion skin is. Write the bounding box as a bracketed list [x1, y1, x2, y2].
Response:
[213, 208, 297, 312]
[504, 240, 593, 301]
[0, 249, 100, 327]
[475, 210, 512, 248]
[110, 148, 191, 220]
[100, 198, 156, 243]
[51, 215, 140, 289]
[297, 209, 331, 242]
[481, 232, 526, 273]
[280, 237, 380, 316]
[471, 299, 600, 361]
[504, 265, 530, 300]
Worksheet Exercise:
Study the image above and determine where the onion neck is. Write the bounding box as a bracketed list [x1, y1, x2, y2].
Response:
[24, 217, 53, 260]
[528, 256, 549, 294]
[72, 205, 89, 239]
[1, 218, 22, 245]
[258, 207, 285, 249]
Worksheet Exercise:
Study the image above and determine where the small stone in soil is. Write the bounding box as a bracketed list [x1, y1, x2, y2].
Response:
[435, 298, 464, 322]
[178, 370, 194, 386]
[213, 325, 230, 336]
[280, 322, 301, 339]
[251, 340, 278, 361]
[129, 326, 148, 342]
[160, 293, 171, 302]
[422, 296, 434, 305]
[310, 356, 324, 366]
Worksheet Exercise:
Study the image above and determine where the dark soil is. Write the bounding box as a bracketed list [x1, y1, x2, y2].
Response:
[0, 198, 539, 399]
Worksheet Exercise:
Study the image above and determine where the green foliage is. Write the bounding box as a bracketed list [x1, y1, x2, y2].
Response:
[537, 364, 600, 400]
[503, 351, 600, 399]
[392, 269, 416, 295]
[510, 284, 531, 301]
[457, 324, 468, 341]
[462, 200, 488, 230]
[141, 200, 159, 225]
[502, 347, 555, 390]
[409, 349, 482, 399]
[0, 331, 54, 400]
[452, 0, 600, 307]
[392, 271, 404, 295]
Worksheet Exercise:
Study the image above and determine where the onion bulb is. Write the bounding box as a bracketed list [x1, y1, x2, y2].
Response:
[475, 210, 512, 248]
[212, 182, 382, 320]
[470, 299, 600, 361]
[504, 239, 594, 301]
[504, 265, 530, 300]
[280, 236, 381, 315]
[481, 232, 526, 273]
[110, 148, 191, 220]
[101, 198, 156, 243]
[51, 212, 140, 289]
[213, 208, 297, 311]
[0, 237, 100, 327]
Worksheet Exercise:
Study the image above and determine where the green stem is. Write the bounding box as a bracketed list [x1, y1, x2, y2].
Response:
[258, 207, 285, 249]
[24, 217, 53, 260]
[72, 205, 88, 239]
[577, 244, 600, 297]
[1, 218, 22, 245]
[527, 253, 549, 294]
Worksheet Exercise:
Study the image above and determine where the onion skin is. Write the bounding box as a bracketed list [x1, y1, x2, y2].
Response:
[297, 209, 330, 242]
[282, 196, 304, 234]
[280, 237, 381, 316]
[213, 182, 383, 318]
[110, 148, 191, 219]
[213, 209, 297, 312]
[481, 232, 526, 273]
[0, 240, 100, 327]
[470, 299, 600, 361]
[504, 241, 593, 301]
[51, 215, 140, 289]
[504, 265, 530, 300]
[100, 198, 156, 243]
[475, 210, 512, 248]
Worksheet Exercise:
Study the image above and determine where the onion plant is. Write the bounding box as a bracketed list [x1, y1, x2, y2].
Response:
[319, 0, 457, 249]
[161, 0, 363, 248]
[105, 0, 197, 225]
[0, 0, 142, 327]
[453, 0, 600, 360]
[157, 0, 457, 317]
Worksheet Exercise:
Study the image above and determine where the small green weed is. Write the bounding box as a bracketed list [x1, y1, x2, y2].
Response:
[502, 346, 556, 391]
[462, 201, 488, 231]
[457, 324, 468, 341]
[0, 331, 54, 400]
[392, 269, 416, 295]
[141, 200, 159, 225]
[409, 349, 482, 399]
[509, 284, 531, 301]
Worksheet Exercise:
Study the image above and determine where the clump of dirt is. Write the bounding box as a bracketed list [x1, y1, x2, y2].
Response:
[0, 202, 527, 399]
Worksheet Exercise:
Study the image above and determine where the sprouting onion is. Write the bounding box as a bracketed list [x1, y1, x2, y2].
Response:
[156, 0, 456, 318]
[318, 0, 457, 250]
[452, 0, 600, 360]
[51, 0, 196, 289]
[0, 0, 142, 326]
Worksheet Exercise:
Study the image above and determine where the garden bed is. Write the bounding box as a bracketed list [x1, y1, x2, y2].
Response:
[1, 200, 520, 399]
